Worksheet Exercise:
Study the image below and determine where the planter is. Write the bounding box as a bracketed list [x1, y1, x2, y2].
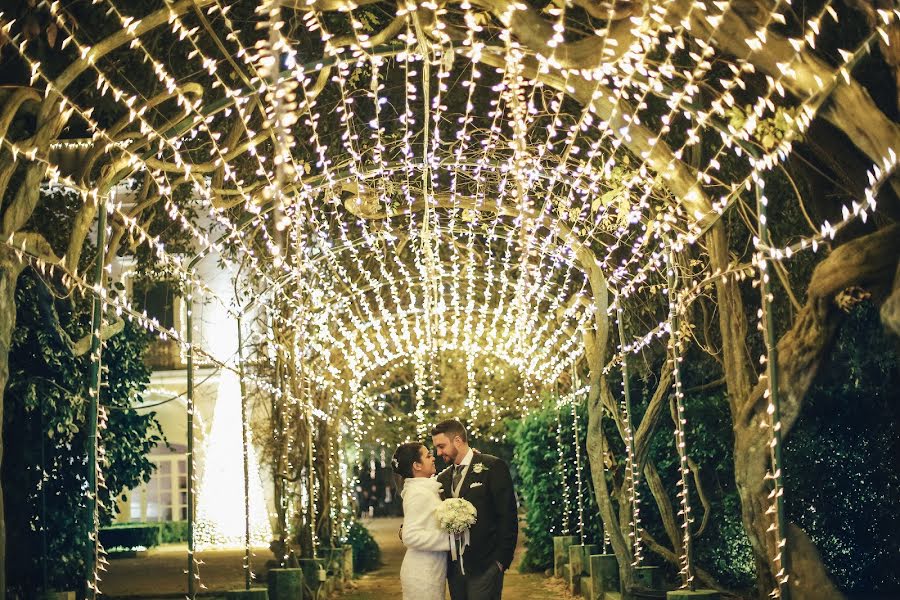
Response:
[341, 544, 354, 580]
[225, 589, 269, 600]
[552, 535, 578, 578]
[633, 565, 661, 589]
[568, 544, 599, 595]
[268, 568, 303, 600]
[586, 554, 619, 599]
[40, 593, 76, 600]
[667, 591, 719, 599]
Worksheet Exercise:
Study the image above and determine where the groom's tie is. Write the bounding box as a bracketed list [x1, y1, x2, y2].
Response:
[452, 464, 464, 495]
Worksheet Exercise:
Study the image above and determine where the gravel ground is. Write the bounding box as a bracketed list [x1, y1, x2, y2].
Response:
[101, 517, 572, 600]
[338, 517, 573, 600]
[102, 544, 272, 598]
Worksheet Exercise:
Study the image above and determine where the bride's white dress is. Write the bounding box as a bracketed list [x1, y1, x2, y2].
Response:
[400, 477, 449, 600]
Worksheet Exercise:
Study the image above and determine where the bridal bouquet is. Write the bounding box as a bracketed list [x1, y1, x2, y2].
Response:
[435, 498, 477, 573]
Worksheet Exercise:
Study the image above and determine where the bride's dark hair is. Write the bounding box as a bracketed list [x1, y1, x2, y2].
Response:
[391, 442, 425, 479]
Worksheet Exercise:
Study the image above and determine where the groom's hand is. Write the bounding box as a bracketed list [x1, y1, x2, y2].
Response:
[496, 561, 504, 573]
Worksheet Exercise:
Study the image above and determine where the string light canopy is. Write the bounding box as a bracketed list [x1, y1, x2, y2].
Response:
[2, 0, 892, 404]
[0, 0, 897, 597]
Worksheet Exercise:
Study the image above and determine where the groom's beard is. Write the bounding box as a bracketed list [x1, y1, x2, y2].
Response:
[444, 447, 459, 464]
[436, 448, 457, 469]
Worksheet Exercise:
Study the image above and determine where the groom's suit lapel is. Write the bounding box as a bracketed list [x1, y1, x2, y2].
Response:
[438, 467, 451, 500]
[457, 453, 482, 499]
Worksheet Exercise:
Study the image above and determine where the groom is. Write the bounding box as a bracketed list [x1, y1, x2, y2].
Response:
[432, 419, 518, 600]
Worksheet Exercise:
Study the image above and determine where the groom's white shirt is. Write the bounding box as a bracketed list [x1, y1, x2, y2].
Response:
[452, 448, 475, 498]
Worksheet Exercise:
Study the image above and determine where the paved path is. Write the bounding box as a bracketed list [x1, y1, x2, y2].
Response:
[103, 544, 272, 598]
[339, 517, 572, 600]
[102, 518, 570, 599]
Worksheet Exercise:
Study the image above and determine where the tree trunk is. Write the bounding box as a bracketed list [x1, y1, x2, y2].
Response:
[293, 421, 314, 559]
[582, 266, 642, 596]
[881, 261, 900, 337]
[711, 222, 900, 599]
[270, 349, 290, 565]
[585, 374, 636, 595]
[643, 463, 681, 554]
[0, 256, 26, 599]
[294, 422, 315, 557]
[313, 419, 335, 548]
[707, 223, 779, 597]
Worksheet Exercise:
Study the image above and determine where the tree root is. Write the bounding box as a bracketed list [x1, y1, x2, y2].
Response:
[639, 529, 740, 597]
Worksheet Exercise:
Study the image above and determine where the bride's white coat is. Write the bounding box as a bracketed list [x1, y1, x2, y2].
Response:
[400, 477, 450, 600]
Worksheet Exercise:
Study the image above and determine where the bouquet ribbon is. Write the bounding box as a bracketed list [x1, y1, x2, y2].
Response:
[449, 529, 471, 574]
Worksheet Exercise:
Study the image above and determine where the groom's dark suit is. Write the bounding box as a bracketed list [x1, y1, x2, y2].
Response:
[438, 451, 518, 600]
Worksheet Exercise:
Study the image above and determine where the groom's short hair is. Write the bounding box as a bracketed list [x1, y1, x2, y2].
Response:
[431, 419, 468, 443]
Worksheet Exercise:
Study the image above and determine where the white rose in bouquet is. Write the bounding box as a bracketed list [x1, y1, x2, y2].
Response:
[434, 498, 478, 573]
[435, 498, 477, 534]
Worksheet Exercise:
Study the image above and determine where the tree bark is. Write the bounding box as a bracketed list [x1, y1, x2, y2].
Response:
[667, 0, 900, 200]
[582, 271, 647, 596]
[0, 254, 27, 597]
[881, 261, 900, 338]
[640, 529, 734, 594]
[712, 222, 900, 599]
[584, 373, 637, 595]
[643, 462, 681, 554]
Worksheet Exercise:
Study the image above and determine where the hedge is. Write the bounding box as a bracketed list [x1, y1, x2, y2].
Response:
[99, 524, 160, 550]
[346, 521, 381, 573]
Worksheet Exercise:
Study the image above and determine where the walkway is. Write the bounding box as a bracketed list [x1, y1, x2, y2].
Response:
[101, 518, 570, 599]
[103, 544, 272, 598]
[339, 517, 572, 600]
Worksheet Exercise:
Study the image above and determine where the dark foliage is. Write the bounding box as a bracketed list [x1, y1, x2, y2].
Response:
[785, 304, 900, 593]
[346, 521, 382, 574]
[98, 524, 161, 550]
[2, 269, 162, 594]
[510, 400, 603, 572]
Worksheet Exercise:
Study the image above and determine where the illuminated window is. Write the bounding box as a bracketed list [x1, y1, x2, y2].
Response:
[129, 455, 189, 523]
[133, 279, 180, 331]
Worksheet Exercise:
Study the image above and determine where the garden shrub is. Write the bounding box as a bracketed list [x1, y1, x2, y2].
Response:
[509, 400, 602, 573]
[99, 524, 161, 550]
[346, 521, 381, 573]
[159, 520, 190, 543]
[96, 520, 189, 549]
[785, 305, 900, 593]
[511, 389, 755, 586]
[3, 261, 162, 594]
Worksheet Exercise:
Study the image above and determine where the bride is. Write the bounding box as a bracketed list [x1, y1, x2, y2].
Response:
[392, 442, 450, 600]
